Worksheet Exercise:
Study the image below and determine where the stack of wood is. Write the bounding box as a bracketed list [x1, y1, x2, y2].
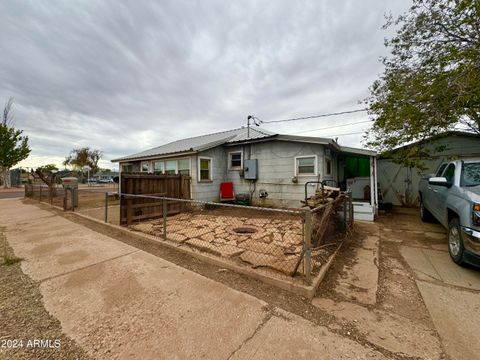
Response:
[302, 186, 340, 208]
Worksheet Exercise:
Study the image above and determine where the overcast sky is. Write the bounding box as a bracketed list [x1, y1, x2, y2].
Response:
[0, 0, 412, 170]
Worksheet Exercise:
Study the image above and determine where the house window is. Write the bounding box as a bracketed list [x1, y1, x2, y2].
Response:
[153, 161, 164, 173]
[165, 160, 177, 175]
[198, 157, 212, 181]
[141, 161, 150, 172]
[295, 155, 317, 176]
[229, 151, 242, 169]
[178, 159, 190, 176]
[121, 164, 133, 173]
[325, 158, 332, 176]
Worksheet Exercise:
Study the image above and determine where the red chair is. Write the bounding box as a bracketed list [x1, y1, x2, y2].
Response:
[220, 182, 235, 202]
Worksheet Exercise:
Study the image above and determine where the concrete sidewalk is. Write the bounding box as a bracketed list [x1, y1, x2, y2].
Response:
[0, 199, 388, 359]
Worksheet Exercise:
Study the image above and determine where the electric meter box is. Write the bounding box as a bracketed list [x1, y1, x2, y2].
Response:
[244, 159, 258, 180]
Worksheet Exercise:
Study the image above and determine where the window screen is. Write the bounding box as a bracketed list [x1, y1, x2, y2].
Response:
[297, 157, 315, 175]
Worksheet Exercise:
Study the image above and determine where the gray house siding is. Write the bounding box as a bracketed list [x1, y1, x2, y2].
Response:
[119, 140, 337, 208]
[378, 134, 480, 206]
[193, 147, 228, 202]
[225, 141, 332, 208]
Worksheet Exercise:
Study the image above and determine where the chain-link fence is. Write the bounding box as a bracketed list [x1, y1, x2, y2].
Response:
[25, 184, 353, 285]
[24, 184, 120, 224]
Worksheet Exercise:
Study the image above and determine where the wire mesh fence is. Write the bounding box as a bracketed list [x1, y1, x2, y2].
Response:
[309, 193, 353, 277]
[125, 196, 307, 279]
[25, 183, 353, 285]
[24, 184, 120, 224]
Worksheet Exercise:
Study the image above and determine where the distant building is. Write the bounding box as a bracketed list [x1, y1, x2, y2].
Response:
[91, 171, 119, 183]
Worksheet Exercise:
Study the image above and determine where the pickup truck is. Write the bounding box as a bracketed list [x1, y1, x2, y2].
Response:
[418, 159, 480, 266]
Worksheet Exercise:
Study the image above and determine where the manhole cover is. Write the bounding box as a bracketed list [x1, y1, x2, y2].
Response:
[233, 227, 257, 234]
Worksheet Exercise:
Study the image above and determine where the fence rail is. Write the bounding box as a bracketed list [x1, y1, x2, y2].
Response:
[25, 183, 353, 285]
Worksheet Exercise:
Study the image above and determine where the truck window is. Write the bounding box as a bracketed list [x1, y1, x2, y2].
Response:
[436, 164, 447, 177]
[461, 162, 480, 187]
[442, 164, 455, 183]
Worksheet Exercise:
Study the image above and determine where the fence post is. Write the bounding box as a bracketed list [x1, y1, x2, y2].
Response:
[348, 192, 354, 227]
[343, 194, 348, 229]
[163, 199, 167, 241]
[304, 210, 312, 285]
[71, 189, 75, 212]
[126, 195, 133, 225]
[39, 185, 42, 202]
[104, 192, 109, 223]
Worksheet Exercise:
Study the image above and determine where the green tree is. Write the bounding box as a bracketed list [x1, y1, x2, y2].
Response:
[0, 99, 31, 188]
[365, 0, 480, 164]
[64, 147, 103, 174]
[36, 164, 58, 173]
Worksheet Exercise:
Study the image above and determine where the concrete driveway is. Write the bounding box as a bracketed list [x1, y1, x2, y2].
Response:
[0, 199, 387, 359]
[380, 208, 480, 360]
[313, 207, 480, 360]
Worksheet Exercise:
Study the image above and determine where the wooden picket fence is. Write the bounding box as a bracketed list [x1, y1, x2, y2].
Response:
[120, 173, 191, 225]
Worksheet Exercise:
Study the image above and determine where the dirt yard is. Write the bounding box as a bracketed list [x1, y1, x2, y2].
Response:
[0, 229, 88, 360]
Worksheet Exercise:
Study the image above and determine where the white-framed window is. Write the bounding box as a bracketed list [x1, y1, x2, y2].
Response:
[294, 155, 317, 176]
[165, 160, 177, 175]
[178, 158, 190, 176]
[325, 157, 332, 176]
[141, 161, 150, 172]
[153, 161, 164, 173]
[198, 157, 212, 182]
[228, 151, 243, 169]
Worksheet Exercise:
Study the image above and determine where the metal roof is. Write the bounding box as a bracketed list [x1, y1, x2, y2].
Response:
[112, 126, 377, 163]
[112, 127, 275, 162]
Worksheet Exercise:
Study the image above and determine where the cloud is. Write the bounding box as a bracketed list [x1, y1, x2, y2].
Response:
[0, 0, 412, 168]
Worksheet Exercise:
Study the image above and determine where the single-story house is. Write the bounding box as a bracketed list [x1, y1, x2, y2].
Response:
[112, 127, 378, 221]
[377, 131, 480, 207]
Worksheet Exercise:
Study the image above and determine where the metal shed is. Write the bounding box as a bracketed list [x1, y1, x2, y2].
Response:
[377, 131, 480, 207]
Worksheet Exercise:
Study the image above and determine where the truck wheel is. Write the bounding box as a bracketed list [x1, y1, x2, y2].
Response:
[448, 218, 465, 265]
[420, 201, 434, 222]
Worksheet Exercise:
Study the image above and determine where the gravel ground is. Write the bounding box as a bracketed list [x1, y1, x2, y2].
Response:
[0, 229, 88, 360]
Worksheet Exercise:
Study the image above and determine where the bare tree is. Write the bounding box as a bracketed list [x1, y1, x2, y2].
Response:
[32, 169, 58, 204]
[2, 98, 14, 126]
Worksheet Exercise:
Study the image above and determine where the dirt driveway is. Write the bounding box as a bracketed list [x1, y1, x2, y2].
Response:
[315, 207, 480, 360]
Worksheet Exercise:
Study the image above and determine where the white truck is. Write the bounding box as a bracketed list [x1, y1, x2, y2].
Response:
[418, 159, 480, 266]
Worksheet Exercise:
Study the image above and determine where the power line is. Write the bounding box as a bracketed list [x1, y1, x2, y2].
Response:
[322, 131, 365, 137]
[254, 108, 367, 124]
[289, 119, 372, 135]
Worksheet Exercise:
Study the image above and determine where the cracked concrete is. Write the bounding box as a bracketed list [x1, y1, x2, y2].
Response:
[334, 222, 379, 305]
